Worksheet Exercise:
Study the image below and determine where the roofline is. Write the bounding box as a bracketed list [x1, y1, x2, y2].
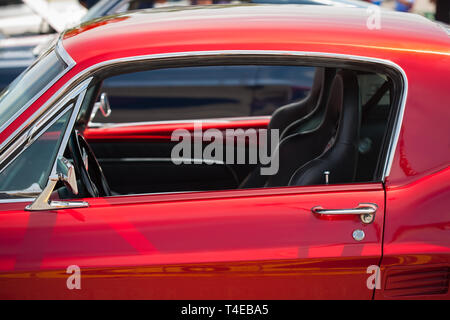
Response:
[62, 4, 450, 57]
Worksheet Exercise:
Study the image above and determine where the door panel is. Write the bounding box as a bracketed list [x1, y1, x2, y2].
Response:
[0, 183, 384, 299]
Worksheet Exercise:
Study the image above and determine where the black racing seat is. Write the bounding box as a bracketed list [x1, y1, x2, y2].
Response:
[239, 67, 336, 188]
[275, 68, 337, 141]
[269, 67, 326, 135]
[289, 70, 361, 186]
[262, 69, 346, 188]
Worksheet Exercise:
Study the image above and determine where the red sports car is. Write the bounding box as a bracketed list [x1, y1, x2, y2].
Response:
[0, 5, 448, 299]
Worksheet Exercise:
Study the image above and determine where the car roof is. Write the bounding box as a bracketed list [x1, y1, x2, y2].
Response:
[62, 5, 450, 65]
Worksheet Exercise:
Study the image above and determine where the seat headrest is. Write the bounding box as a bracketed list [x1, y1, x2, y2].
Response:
[332, 70, 360, 145]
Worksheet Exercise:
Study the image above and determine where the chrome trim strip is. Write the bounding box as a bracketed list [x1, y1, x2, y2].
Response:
[106, 190, 202, 199]
[382, 70, 407, 181]
[89, 116, 271, 129]
[0, 38, 76, 151]
[0, 131, 29, 170]
[56, 37, 76, 67]
[0, 50, 408, 200]
[0, 198, 34, 204]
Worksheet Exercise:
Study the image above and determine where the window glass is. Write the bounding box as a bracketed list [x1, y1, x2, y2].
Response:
[0, 108, 71, 193]
[91, 65, 315, 123]
[0, 50, 67, 130]
[84, 65, 398, 198]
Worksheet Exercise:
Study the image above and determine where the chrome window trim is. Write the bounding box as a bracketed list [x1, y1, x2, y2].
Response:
[0, 198, 35, 204]
[0, 37, 76, 150]
[0, 50, 408, 204]
[55, 37, 76, 67]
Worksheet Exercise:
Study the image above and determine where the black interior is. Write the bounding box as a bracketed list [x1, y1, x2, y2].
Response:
[240, 67, 337, 188]
[289, 70, 361, 186]
[89, 139, 254, 195]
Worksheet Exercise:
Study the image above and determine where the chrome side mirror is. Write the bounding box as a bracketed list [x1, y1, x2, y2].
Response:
[25, 157, 88, 211]
[56, 157, 78, 195]
[90, 92, 111, 121]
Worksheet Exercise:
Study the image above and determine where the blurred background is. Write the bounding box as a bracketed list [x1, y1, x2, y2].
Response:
[382, 0, 435, 17]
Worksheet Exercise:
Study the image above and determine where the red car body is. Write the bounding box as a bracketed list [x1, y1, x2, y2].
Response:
[0, 5, 449, 299]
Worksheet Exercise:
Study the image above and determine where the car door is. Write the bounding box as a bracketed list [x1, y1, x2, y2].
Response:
[0, 181, 384, 299]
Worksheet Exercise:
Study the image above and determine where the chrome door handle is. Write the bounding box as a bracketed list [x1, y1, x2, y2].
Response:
[311, 203, 378, 224]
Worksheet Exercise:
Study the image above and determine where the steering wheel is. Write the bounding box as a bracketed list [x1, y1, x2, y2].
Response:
[68, 130, 112, 198]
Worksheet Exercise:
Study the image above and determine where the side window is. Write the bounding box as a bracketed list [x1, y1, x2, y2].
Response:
[251, 66, 316, 116]
[90, 65, 315, 124]
[0, 108, 72, 195]
[74, 63, 401, 198]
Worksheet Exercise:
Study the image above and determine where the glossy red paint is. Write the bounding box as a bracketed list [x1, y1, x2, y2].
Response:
[375, 166, 450, 299]
[84, 118, 270, 142]
[61, 6, 449, 64]
[0, 183, 384, 299]
[0, 5, 449, 299]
